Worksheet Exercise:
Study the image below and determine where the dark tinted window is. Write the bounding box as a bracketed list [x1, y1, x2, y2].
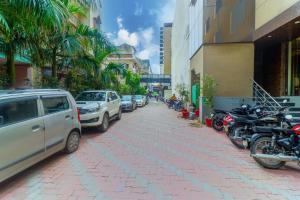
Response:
[42, 96, 69, 115]
[0, 98, 38, 127]
[76, 92, 106, 101]
[112, 93, 118, 100]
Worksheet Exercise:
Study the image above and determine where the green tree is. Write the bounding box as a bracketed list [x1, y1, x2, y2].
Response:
[0, 0, 68, 86]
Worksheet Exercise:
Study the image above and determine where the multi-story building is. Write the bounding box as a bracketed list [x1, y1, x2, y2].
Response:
[189, 0, 255, 97]
[254, 0, 300, 98]
[82, 0, 102, 31]
[171, 0, 190, 94]
[160, 23, 173, 75]
[171, 0, 300, 118]
[139, 59, 152, 75]
[107, 44, 142, 74]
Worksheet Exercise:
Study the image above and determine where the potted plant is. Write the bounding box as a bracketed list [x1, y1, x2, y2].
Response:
[175, 83, 189, 118]
[201, 74, 216, 127]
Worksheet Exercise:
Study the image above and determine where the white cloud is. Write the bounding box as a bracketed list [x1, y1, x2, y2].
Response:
[113, 17, 139, 47]
[134, 2, 143, 16]
[113, 29, 139, 47]
[150, 0, 176, 26]
[136, 27, 159, 60]
[111, 18, 161, 74]
[116, 16, 123, 28]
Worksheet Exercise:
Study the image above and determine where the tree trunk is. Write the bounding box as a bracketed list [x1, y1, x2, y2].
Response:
[52, 48, 57, 78]
[6, 46, 16, 88]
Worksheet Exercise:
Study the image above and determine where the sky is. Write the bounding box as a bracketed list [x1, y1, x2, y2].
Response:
[102, 0, 176, 74]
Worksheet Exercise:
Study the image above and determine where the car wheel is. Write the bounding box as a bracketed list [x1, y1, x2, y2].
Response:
[99, 113, 109, 132]
[130, 105, 134, 112]
[64, 131, 80, 154]
[116, 108, 122, 120]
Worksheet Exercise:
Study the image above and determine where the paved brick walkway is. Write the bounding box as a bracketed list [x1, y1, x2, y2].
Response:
[1, 101, 300, 200]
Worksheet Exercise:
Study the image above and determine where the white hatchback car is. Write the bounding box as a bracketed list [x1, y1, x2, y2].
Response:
[0, 89, 81, 183]
[76, 90, 122, 132]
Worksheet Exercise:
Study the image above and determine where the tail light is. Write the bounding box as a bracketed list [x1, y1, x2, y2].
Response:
[223, 115, 234, 126]
[77, 108, 81, 123]
[292, 125, 300, 135]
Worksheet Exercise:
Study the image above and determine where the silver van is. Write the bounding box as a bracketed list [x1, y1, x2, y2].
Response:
[0, 89, 81, 182]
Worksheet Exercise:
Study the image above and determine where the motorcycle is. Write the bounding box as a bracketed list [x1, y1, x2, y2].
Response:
[227, 109, 279, 149]
[250, 108, 300, 169]
[212, 104, 255, 132]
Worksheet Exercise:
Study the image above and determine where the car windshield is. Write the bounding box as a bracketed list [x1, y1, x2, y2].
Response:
[122, 96, 132, 101]
[135, 95, 142, 100]
[76, 92, 106, 101]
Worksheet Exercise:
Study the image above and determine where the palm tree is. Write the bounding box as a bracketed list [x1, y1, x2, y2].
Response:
[0, 0, 69, 86]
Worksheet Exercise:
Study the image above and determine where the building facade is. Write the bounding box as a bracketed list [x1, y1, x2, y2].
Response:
[171, 0, 190, 94]
[254, 0, 300, 97]
[170, 0, 300, 118]
[81, 1, 102, 31]
[107, 44, 142, 74]
[172, 0, 255, 99]
[160, 23, 173, 75]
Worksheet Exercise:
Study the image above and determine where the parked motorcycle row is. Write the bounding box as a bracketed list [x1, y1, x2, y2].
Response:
[166, 99, 184, 111]
[211, 103, 300, 169]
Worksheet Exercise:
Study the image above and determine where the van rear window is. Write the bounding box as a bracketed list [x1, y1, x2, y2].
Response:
[0, 98, 38, 127]
[42, 96, 69, 115]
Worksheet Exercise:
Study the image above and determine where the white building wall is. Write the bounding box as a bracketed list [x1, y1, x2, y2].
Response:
[171, 0, 191, 95]
[189, 0, 204, 58]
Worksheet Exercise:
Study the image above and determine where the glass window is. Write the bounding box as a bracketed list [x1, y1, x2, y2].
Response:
[42, 96, 69, 115]
[0, 98, 38, 127]
[112, 93, 118, 101]
[107, 92, 112, 101]
[76, 92, 106, 101]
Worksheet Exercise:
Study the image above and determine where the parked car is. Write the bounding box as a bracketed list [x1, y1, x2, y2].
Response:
[0, 89, 81, 183]
[76, 90, 122, 132]
[135, 95, 145, 107]
[121, 95, 137, 112]
[143, 95, 149, 105]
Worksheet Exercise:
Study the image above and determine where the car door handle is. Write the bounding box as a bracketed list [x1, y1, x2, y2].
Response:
[65, 115, 71, 120]
[32, 125, 41, 133]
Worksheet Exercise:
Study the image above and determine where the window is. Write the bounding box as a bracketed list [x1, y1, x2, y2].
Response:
[112, 93, 118, 101]
[42, 96, 69, 115]
[76, 92, 106, 101]
[0, 98, 38, 127]
[107, 92, 112, 101]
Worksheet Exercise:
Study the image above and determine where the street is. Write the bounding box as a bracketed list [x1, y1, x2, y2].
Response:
[1, 101, 300, 200]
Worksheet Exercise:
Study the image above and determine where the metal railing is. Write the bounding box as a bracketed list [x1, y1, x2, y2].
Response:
[252, 79, 282, 112]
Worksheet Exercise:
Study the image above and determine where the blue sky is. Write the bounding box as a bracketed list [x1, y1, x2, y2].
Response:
[102, 0, 176, 74]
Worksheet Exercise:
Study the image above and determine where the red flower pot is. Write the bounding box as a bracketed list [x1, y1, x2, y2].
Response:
[205, 118, 212, 127]
[181, 110, 189, 119]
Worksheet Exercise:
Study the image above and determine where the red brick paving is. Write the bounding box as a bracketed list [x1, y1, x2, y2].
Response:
[1, 102, 300, 200]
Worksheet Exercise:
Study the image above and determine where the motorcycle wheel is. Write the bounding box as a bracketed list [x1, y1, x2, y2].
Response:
[250, 137, 285, 169]
[212, 117, 224, 132]
[228, 126, 247, 149]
